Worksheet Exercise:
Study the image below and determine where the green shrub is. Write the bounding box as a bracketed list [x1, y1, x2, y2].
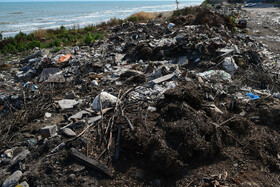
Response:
[51, 46, 63, 53]
[16, 42, 27, 52]
[127, 16, 139, 22]
[60, 25, 66, 31]
[83, 32, 104, 45]
[0, 23, 106, 54]
[27, 40, 41, 49]
[54, 38, 61, 47]
[84, 33, 92, 45]
[84, 25, 96, 32]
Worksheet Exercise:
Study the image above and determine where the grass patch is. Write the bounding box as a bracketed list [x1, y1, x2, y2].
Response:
[0, 24, 105, 54]
[127, 16, 139, 23]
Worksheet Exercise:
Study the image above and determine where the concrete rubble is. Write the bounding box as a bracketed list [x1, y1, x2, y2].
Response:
[1, 4, 280, 186]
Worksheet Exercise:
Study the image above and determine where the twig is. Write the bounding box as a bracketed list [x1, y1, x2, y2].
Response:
[186, 180, 194, 187]
[219, 116, 236, 126]
[123, 115, 134, 131]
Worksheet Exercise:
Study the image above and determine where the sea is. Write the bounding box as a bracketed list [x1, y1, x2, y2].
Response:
[0, 1, 203, 38]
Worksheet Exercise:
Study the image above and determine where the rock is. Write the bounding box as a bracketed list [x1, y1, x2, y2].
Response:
[58, 99, 79, 110]
[44, 112, 52, 118]
[40, 125, 58, 138]
[11, 149, 30, 167]
[147, 106, 157, 112]
[64, 91, 77, 100]
[39, 68, 60, 82]
[178, 56, 188, 67]
[18, 181, 29, 187]
[68, 110, 91, 120]
[67, 174, 76, 182]
[60, 128, 76, 137]
[91, 80, 98, 86]
[168, 23, 175, 27]
[223, 57, 238, 75]
[92, 92, 117, 112]
[139, 46, 153, 60]
[120, 70, 142, 80]
[2, 170, 22, 187]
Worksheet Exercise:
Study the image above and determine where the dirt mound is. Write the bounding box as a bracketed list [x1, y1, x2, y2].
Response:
[171, 6, 237, 30]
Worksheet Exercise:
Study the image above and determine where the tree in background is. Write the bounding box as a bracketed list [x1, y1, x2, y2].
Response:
[0, 33, 2, 41]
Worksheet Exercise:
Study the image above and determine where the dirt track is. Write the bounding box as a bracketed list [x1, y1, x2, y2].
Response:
[244, 4, 280, 55]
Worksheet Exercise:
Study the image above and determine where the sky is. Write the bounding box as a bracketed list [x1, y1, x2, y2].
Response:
[0, 0, 172, 1]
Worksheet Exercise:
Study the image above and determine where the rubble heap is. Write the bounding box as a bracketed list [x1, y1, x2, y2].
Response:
[1, 5, 280, 186]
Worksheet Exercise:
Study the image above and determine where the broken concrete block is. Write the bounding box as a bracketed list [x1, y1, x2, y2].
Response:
[152, 73, 174, 84]
[2, 170, 22, 187]
[58, 99, 79, 110]
[60, 128, 76, 137]
[40, 125, 57, 138]
[92, 92, 117, 112]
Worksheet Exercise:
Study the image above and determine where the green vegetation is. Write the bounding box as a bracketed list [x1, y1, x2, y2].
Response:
[0, 12, 159, 54]
[0, 32, 2, 41]
[0, 24, 106, 54]
[127, 16, 139, 23]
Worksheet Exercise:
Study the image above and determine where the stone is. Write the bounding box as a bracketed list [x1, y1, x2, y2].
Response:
[2, 170, 22, 187]
[67, 174, 76, 182]
[60, 128, 76, 137]
[44, 112, 52, 118]
[18, 181, 29, 187]
[178, 56, 188, 67]
[58, 99, 79, 110]
[147, 106, 157, 112]
[40, 125, 58, 138]
[92, 92, 117, 112]
[64, 91, 77, 100]
[223, 57, 238, 75]
[39, 68, 60, 82]
[91, 80, 98, 86]
[68, 110, 91, 120]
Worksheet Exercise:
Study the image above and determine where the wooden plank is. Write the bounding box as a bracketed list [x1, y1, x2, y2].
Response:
[69, 148, 113, 177]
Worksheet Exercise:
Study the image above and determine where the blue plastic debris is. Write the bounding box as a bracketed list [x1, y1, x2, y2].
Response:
[245, 92, 260, 100]
[25, 139, 36, 146]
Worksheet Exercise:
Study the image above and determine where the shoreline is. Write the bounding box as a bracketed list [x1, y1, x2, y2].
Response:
[0, 1, 203, 38]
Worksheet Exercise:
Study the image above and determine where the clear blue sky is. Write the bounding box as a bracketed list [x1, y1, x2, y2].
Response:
[0, 0, 175, 2]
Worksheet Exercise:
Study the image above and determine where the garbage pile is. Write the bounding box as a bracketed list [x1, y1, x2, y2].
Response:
[1, 5, 280, 186]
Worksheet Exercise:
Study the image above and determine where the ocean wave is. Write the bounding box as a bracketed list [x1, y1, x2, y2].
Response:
[8, 12, 24, 15]
[9, 22, 56, 28]
[0, 21, 17, 25]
